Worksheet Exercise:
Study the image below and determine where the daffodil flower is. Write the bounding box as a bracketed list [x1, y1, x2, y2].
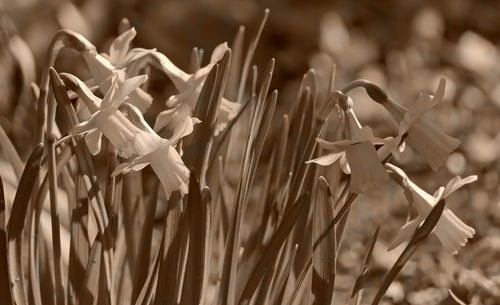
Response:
[128, 42, 240, 135]
[308, 82, 450, 194]
[381, 78, 460, 170]
[386, 163, 476, 254]
[77, 28, 153, 112]
[61, 71, 196, 198]
[307, 96, 391, 194]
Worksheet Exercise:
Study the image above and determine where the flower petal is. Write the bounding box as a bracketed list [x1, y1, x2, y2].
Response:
[376, 135, 402, 161]
[149, 146, 190, 198]
[100, 71, 124, 109]
[85, 129, 102, 155]
[388, 216, 423, 251]
[154, 108, 177, 132]
[406, 121, 460, 170]
[122, 47, 152, 70]
[214, 97, 241, 136]
[84, 51, 153, 112]
[381, 79, 459, 170]
[306, 151, 345, 166]
[71, 118, 97, 136]
[108, 27, 136, 66]
[433, 208, 475, 255]
[146, 51, 191, 91]
[60, 73, 101, 112]
[210, 42, 230, 64]
[345, 141, 389, 194]
[167, 116, 200, 146]
[351, 125, 376, 143]
[316, 138, 351, 152]
[108, 74, 148, 111]
[340, 153, 350, 174]
[165, 87, 198, 108]
[192, 42, 230, 80]
[111, 157, 149, 177]
[154, 103, 193, 133]
[121, 103, 156, 134]
[442, 175, 478, 198]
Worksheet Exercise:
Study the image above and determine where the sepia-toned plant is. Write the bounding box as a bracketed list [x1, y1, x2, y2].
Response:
[0, 10, 480, 305]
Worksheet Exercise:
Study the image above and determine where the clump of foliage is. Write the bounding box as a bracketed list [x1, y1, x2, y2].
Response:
[0, 10, 476, 305]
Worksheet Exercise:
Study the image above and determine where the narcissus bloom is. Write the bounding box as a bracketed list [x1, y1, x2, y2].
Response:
[308, 83, 449, 194]
[77, 28, 153, 112]
[137, 42, 240, 136]
[386, 163, 476, 254]
[381, 78, 460, 170]
[307, 96, 391, 194]
[61, 71, 195, 198]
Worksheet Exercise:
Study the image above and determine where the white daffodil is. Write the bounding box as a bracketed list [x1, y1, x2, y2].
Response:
[61, 71, 196, 198]
[77, 28, 153, 112]
[308, 83, 450, 194]
[133, 42, 240, 136]
[381, 78, 460, 170]
[386, 163, 476, 254]
[307, 96, 391, 194]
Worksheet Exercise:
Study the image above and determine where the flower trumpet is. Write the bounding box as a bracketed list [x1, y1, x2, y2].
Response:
[342, 78, 460, 170]
[386, 163, 476, 254]
[129, 42, 240, 135]
[61, 71, 196, 198]
[307, 95, 391, 194]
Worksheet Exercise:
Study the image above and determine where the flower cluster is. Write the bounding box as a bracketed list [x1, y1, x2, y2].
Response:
[308, 79, 476, 254]
[60, 27, 234, 198]
[62, 71, 197, 198]
[309, 79, 448, 194]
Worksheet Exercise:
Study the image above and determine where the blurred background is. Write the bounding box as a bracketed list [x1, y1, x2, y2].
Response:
[1, 0, 499, 304]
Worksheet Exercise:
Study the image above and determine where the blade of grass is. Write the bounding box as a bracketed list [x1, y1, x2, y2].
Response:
[153, 195, 183, 305]
[208, 98, 251, 172]
[237, 193, 311, 305]
[286, 92, 339, 209]
[6, 143, 44, 305]
[133, 241, 163, 305]
[351, 226, 379, 305]
[132, 180, 159, 302]
[285, 257, 313, 305]
[47, 138, 65, 305]
[0, 177, 14, 305]
[371, 200, 446, 305]
[269, 244, 298, 305]
[219, 61, 276, 305]
[199, 49, 232, 186]
[237, 9, 269, 104]
[78, 237, 102, 305]
[185, 49, 230, 182]
[180, 173, 211, 305]
[253, 242, 284, 305]
[200, 187, 212, 303]
[31, 145, 74, 305]
[267, 115, 289, 209]
[175, 203, 191, 304]
[0, 125, 23, 182]
[312, 177, 336, 305]
[226, 25, 245, 100]
[50, 67, 113, 298]
[68, 174, 90, 305]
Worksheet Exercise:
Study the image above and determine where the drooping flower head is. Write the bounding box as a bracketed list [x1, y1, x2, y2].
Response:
[128, 42, 240, 136]
[386, 163, 476, 254]
[343, 78, 459, 170]
[308, 81, 450, 194]
[74, 28, 154, 112]
[61, 71, 197, 198]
